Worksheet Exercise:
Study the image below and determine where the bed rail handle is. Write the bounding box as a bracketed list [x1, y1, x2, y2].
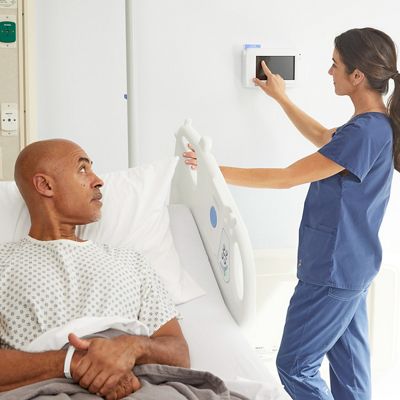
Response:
[171, 120, 256, 328]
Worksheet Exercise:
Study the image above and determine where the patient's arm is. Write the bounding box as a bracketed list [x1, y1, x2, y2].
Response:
[69, 318, 189, 398]
[0, 348, 85, 392]
[136, 317, 189, 367]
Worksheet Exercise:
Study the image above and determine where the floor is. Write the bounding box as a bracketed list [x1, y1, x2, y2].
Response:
[372, 362, 400, 399]
[261, 354, 400, 399]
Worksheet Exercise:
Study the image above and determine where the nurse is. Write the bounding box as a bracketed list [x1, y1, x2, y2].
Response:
[184, 27, 400, 399]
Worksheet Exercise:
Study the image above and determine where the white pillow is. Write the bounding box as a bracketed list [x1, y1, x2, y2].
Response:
[78, 157, 204, 304]
[0, 157, 204, 304]
[0, 182, 30, 243]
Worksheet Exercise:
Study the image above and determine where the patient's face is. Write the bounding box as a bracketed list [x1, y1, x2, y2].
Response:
[51, 144, 104, 225]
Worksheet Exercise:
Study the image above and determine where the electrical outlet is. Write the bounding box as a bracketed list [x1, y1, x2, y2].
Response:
[1, 102, 18, 135]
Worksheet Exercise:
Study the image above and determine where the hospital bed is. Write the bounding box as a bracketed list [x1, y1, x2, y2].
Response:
[0, 120, 289, 399]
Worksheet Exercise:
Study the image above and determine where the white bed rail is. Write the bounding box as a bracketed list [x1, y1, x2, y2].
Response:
[170, 119, 256, 328]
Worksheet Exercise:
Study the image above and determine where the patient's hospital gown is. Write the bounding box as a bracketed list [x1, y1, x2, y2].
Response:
[0, 236, 178, 349]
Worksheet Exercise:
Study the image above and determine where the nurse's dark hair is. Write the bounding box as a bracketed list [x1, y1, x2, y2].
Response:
[334, 27, 400, 172]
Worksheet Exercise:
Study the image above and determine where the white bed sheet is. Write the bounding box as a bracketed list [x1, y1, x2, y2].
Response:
[170, 204, 288, 399]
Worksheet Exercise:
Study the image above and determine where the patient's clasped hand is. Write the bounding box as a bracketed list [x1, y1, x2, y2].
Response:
[0, 139, 190, 399]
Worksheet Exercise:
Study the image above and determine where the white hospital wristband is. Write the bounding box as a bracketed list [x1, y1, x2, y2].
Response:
[64, 345, 76, 379]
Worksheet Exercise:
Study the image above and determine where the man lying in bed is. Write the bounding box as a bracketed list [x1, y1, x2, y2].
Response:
[0, 139, 190, 400]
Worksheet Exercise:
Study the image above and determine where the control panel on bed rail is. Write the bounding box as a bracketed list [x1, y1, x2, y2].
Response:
[218, 229, 230, 283]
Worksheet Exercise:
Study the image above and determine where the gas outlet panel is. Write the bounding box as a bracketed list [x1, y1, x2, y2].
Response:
[1, 102, 18, 135]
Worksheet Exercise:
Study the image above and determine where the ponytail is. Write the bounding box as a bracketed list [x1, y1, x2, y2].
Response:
[388, 73, 400, 172]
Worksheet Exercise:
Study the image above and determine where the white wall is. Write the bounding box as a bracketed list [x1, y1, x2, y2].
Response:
[34, 0, 400, 253]
[133, 0, 400, 252]
[35, 0, 128, 173]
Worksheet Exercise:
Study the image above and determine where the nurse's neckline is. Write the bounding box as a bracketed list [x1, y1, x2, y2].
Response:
[348, 111, 389, 124]
[351, 111, 388, 119]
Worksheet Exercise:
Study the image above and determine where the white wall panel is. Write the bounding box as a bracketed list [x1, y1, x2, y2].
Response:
[35, 0, 128, 173]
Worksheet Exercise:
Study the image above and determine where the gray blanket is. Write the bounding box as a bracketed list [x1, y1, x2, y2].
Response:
[0, 363, 249, 400]
[0, 330, 250, 400]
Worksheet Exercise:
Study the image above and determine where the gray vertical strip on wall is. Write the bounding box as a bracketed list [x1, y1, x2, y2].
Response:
[125, 0, 136, 167]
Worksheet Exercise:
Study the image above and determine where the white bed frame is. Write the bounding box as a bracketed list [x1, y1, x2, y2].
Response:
[170, 119, 256, 328]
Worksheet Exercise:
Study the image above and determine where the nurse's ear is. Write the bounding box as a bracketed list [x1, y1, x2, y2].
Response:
[351, 68, 365, 86]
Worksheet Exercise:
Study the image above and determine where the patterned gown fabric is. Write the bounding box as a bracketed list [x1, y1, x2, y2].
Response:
[0, 237, 178, 349]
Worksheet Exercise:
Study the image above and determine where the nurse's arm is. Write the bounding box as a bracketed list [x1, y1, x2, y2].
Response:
[254, 61, 335, 148]
[220, 152, 345, 189]
[276, 95, 336, 148]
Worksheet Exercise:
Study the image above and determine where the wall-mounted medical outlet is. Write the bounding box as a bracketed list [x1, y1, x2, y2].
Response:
[1, 102, 18, 135]
[242, 44, 300, 88]
[0, 15, 16, 48]
[0, 0, 17, 9]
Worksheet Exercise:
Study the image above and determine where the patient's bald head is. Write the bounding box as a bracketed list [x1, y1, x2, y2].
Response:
[15, 139, 77, 197]
[15, 139, 104, 227]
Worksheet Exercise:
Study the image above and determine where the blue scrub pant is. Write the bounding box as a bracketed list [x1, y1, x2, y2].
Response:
[276, 280, 370, 400]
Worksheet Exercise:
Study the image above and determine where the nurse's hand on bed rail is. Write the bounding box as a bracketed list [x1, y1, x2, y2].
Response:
[253, 60, 287, 102]
[183, 144, 228, 181]
[183, 143, 198, 169]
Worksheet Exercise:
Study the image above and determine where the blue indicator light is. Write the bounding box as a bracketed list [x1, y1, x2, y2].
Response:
[244, 44, 261, 49]
[210, 206, 217, 228]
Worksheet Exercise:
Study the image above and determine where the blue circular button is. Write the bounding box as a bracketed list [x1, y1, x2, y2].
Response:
[210, 206, 217, 228]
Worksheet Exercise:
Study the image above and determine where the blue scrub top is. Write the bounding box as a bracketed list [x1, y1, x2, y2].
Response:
[297, 112, 394, 290]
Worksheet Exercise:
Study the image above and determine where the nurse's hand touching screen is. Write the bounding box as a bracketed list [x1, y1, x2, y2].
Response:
[253, 60, 287, 102]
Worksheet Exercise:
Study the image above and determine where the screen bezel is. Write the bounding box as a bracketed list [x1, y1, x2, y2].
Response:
[255, 55, 295, 80]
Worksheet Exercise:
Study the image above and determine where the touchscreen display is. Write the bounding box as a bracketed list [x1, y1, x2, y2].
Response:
[256, 56, 295, 80]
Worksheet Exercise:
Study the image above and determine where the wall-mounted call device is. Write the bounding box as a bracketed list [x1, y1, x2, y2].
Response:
[0, 15, 16, 48]
[242, 44, 300, 88]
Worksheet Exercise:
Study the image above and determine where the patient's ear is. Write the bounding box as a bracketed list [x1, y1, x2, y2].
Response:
[32, 174, 54, 197]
